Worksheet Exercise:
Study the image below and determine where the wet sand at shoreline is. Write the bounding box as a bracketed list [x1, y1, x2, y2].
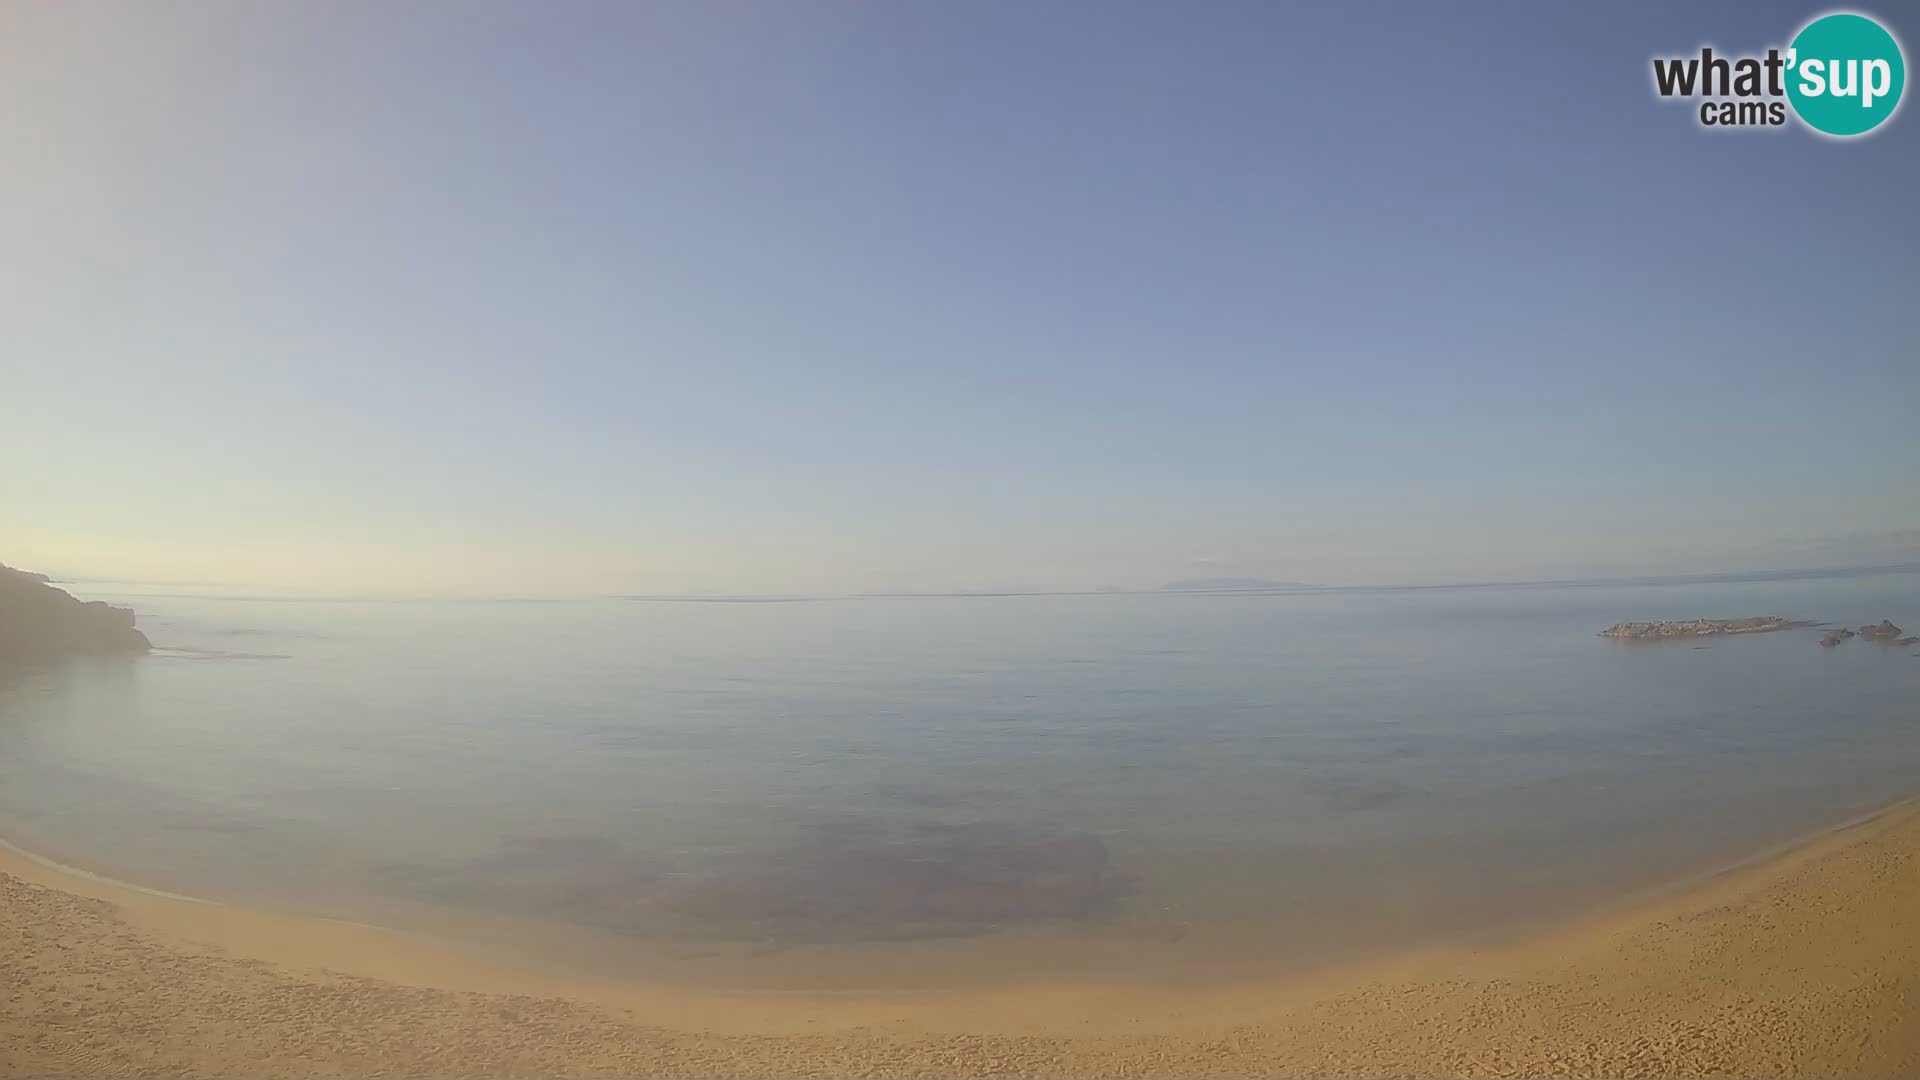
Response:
[5, 802, 1920, 1078]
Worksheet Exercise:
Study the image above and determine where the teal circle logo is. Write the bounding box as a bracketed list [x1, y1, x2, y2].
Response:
[1786, 12, 1906, 136]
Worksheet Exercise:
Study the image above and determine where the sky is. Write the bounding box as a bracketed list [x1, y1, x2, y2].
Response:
[2, 1, 1916, 595]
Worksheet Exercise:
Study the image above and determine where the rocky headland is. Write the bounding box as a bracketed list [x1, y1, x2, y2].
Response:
[0, 563, 151, 660]
[1597, 616, 1813, 641]
[1599, 615, 1913, 649]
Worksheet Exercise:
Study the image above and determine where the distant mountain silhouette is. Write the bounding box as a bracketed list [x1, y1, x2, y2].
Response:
[1159, 577, 1318, 592]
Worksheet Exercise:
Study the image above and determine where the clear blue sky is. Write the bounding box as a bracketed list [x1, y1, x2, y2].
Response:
[2, 2, 1915, 594]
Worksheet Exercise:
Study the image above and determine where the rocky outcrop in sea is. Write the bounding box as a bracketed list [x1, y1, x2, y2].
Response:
[1597, 617, 1812, 640]
[1819, 621, 1910, 648]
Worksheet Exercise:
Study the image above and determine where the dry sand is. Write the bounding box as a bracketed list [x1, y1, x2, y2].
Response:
[5, 802, 1919, 1079]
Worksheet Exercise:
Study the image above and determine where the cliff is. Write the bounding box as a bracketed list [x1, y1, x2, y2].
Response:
[0, 564, 151, 659]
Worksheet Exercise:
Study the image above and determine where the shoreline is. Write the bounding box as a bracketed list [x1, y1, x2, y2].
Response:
[1, 792, 1910, 995]
[7, 799, 1920, 1076]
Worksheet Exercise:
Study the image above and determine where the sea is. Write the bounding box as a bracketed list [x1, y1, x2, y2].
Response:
[2, 568, 1917, 988]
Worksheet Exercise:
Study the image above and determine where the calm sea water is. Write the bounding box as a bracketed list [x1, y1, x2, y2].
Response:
[3, 571, 1918, 984]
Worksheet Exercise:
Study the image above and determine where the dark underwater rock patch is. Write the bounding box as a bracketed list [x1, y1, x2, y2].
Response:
[651, 820, 1134, 942]
[382, 818, 1134, 944]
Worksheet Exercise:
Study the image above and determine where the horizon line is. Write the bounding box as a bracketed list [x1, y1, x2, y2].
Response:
[31, 560, 1920, 604]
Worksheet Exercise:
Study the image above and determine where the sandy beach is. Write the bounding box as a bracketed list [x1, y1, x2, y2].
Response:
[2, 802, 1916, 1078]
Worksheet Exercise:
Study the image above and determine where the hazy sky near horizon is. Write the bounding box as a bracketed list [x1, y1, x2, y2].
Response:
[3, 2, 1917, 594]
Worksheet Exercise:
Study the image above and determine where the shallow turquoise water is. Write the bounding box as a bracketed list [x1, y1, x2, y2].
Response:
[2, 570, 1917, 976]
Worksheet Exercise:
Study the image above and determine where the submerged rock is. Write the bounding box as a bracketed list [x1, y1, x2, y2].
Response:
[1895, 637, 1920, 647]
[649, 821, 1135, 942]
[1856, 620, 1904, 641]
[1, 564, 150, 659]
[385, 818, 1135, 944]
[1598, 616, 1812, 641]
